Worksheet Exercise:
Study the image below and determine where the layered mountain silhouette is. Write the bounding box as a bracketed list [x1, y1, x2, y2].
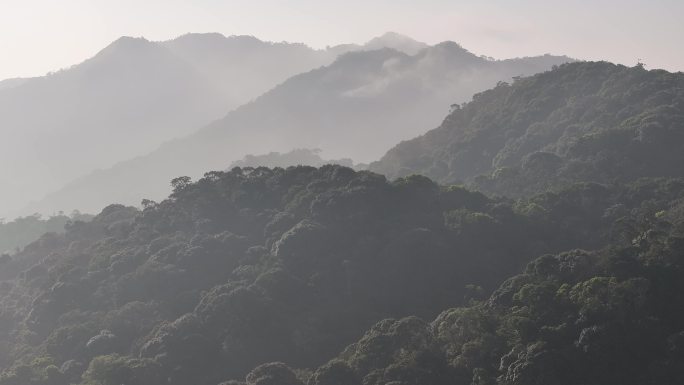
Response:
[3, 52, 684, 385]
[370, 61, 684, 196]
[0, 33, 357, 218]
[23, 41, 571, 215]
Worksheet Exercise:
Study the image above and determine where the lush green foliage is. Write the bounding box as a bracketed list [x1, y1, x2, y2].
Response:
[371, 62, 684, 197]
[0, 166, 548, 384]
[0, 164, 682, 384]
[304, 200, 684, 385]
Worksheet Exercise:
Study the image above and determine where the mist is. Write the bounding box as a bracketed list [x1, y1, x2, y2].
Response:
[0, 33, 351, 218]
[4, 34, 571, 217]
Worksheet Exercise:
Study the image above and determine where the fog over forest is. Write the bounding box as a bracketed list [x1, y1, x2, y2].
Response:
[1, 2, 683, 385]
[1, 32, 572, 218]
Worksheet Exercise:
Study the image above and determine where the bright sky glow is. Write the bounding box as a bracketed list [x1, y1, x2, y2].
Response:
[1, 0, 683, 80]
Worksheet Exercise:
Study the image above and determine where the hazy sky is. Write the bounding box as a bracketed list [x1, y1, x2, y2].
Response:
[1, 0, 683, 80]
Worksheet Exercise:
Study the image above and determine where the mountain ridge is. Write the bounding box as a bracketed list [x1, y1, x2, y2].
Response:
[370, 61, 684, 196]
[22, 44, 572, 215]
[0, 32, 356, 218]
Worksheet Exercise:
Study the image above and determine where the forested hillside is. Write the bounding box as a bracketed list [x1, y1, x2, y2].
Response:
[0, 164, 683, 384]
[300, 201, 684, 385]
[371, 61, 684, 197]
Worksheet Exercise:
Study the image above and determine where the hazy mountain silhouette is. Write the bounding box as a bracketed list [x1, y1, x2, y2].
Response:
[25, 43, 572, 215]
[359, 31, 429, 55]
[0, 77, 30, 91]
[161, 33, 343, 109]
[0, 34, 354, 218]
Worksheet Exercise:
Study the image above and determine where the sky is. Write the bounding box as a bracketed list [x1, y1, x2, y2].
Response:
[1, 0, 683, 80]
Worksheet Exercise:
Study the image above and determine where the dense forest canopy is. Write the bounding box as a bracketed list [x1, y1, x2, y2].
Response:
[0, 163, 683, 384]
[371, 62, 684, 197]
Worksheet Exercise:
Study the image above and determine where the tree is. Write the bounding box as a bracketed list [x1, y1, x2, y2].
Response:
[170, 176, 192, 193]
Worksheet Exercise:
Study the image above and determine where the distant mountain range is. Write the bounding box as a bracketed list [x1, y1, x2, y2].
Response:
[21, 37, 571, 215]
[0, 32, 361, 217]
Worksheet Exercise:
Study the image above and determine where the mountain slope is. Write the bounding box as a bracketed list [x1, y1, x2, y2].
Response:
[27, 45, 572, 215]
[0, 37, 223, 216]
[0, 34, 349, 218]
[160, 33, 341, 110]
[299, 206, 684, 385]
[370, 61, 684, 196]
[2, 166, 684, 385]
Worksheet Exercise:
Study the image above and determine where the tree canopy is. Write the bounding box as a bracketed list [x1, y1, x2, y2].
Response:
[371, 62, 684, 197]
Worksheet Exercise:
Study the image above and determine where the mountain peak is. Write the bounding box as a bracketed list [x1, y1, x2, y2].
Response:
[418, 41, 481, 64]
[108, 36, 152, 48]
[169, 33, 266, 45]
[170, 32, 227, 43]
[374, 31, 414, 40]
[163, 33, 288, 54]
[96, 36, 157, 58]
[364, 32, 428, 55]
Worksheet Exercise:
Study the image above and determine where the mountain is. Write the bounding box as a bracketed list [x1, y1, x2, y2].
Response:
[362, 31, 429, 55]
[300, 196, 684, 385]
[0, 36, 222, 217]
[25, 44, 572, 215]
[1, 165, 683, 385]
[160, 33, 341, 109]
[0, 33, 350, 218]
[370, 61, 684, 196]
[321, 32, 428, 56]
